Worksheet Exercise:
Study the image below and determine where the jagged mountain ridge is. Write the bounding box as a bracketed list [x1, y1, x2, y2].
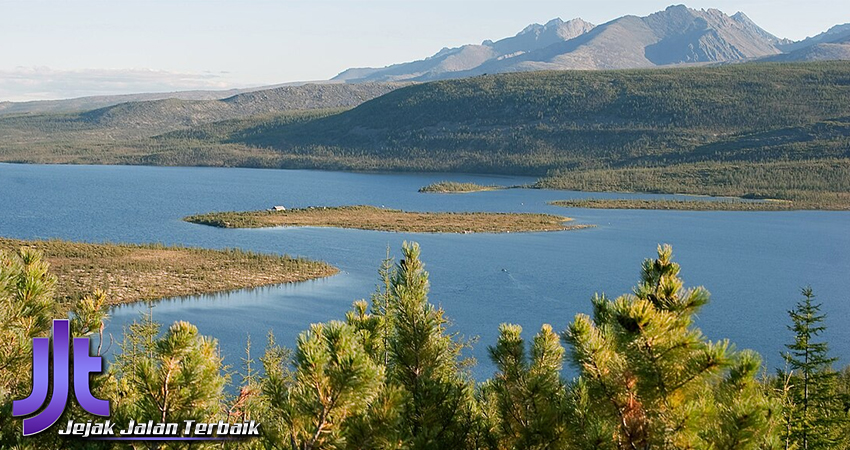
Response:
[780, 23, 850, 52]
[334, 5, 845, 82]
[333, 18, 595, 83]
[769, 24, 850, 62]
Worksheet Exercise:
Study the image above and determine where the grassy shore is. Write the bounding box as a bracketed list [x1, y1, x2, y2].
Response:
[550, 198, 799, 211]
[0, 238, 338, 305]
[419, 181, 503, 193]
[185, 205, 588, 233]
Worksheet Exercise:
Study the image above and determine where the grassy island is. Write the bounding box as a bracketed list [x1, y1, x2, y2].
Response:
[419, 181, 503, 193]
[551, 198, 799, 211]
[0, 237, 337, 305]
[184, 205, 588, 233]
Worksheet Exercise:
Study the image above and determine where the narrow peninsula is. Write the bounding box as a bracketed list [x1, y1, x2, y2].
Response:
[550, 198, 798, 211]
[184, 205, 588, 233]
[419, 181, 504, 193]
[0, 238, 337, 305]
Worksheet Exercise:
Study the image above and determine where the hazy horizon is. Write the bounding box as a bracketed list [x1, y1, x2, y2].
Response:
[1, 0, 848, 102]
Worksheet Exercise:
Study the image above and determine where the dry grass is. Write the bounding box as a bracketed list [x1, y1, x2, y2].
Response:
[185, 205, 589, 233]
[550, 199, 799, 211]
[0, 238, 338, 305]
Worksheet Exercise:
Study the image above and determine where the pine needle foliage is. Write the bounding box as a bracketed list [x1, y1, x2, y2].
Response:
[386, 242, 477, 450]
[563, 244, 776, 450]
[106, 319, 227, 439]
[0, 249, 56, 446]
[483, 323, 569, 449]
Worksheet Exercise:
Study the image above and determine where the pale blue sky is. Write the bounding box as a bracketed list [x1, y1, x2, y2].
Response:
[0, 0, 847, 101]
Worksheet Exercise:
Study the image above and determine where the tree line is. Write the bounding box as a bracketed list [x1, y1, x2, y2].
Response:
[1, 242, 848, 449]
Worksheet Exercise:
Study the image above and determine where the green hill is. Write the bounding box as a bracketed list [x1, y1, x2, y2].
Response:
[0, 83, 405, 162]
[218, 62, 850, 207]
[1, 62, 849, 208]
[230, 62, 850, 172]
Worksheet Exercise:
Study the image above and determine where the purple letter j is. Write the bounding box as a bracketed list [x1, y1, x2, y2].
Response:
[12, 319, 110, 436]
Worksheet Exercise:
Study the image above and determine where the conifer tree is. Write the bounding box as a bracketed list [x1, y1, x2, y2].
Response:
[227, 334, 269, 449]
[781, 288, 844, 450]
[257, 332, 295, 448]
[386, 242, 475, 450]
[108, 320, 227, 435]
[563, 244, 775, 450]
[484, 323, 568, 449]
[371, 248, 395, 366]
[0, 249, 56, 447]
[267, 321, 384, 450]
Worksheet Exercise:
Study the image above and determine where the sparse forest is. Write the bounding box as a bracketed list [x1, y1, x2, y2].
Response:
[2, 242, 848, 449]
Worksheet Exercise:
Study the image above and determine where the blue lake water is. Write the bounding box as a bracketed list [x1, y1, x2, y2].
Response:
[1, 163, 849, 381]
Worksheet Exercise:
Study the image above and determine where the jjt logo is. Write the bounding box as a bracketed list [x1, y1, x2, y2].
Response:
[12, 319, 110, 436]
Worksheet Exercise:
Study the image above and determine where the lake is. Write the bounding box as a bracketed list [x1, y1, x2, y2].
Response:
[1, 163, 848, 381]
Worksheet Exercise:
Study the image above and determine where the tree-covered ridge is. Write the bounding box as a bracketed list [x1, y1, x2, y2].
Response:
[1, 62, 849, 208]
[537, 159, 850, 210]
[235, 62, 850, 168]
[3, 242, 849, 449]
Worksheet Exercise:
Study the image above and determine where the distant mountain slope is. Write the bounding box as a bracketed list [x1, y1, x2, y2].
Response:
[237, 62, 850, 173]
[333, 18, 595, 82]
[0, 82, 407, 144]
[780, 23, 850, 52]
[334, 5, 788, 82]
[0, 82, 408, 168]
[0, 84, 302, 116]
[766, 24, 850, 62]
[766, 42, 850, 62]
[79, 82, 408, 131]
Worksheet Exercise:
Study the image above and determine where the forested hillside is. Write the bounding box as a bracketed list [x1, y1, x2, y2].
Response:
[237, 62, 850, 169]
[1, 62, 849, 207]
[231, 62, 850, 207]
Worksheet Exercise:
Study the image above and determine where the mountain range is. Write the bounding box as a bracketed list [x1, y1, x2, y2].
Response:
[333, 5, 850, 83]
[1, 5, 848, 115]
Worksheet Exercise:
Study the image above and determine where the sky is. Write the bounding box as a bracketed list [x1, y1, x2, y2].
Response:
[0, 0, 848, 101]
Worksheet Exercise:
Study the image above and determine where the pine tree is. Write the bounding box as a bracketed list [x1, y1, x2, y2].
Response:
[781, 288, 844, 450]
[258, 332, 295, 448]
[484, 323, 568, 449]
[371, 247, 395, 367]
[386, 241, 475, 450]
[107, 319, 227, 434]
[0, 248, 56, 447]
[563, 244, 775, 450]
[267, 321, 384, 450]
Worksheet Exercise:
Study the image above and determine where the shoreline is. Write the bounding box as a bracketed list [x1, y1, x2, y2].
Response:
[549, 198, 802, 211]
[0, 237, 338, 306]
[4, 162, 846, 211]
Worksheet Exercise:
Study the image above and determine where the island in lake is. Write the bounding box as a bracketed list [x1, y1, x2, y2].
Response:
[550, 198, 801, 211]
[0, 238, 337, 305]
[419, 181, 505, 193]
[184, 205, 588, 233]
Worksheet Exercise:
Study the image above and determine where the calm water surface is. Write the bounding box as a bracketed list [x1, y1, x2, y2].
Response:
[1, 163, 848, 380]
